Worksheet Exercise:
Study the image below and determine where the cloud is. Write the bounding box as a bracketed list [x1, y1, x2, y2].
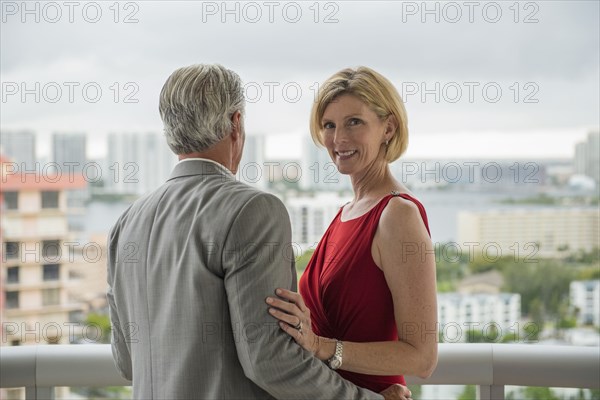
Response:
[1, 0, 598, 158]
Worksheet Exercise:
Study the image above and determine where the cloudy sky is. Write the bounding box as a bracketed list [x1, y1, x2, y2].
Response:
[1, 0, 598, 159]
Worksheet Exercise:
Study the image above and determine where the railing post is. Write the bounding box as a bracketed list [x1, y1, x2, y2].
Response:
[25, 386, 35, 400]
[477, 384, 504, 400]
[37, 387, 55, 400]
[25, 386, 54, 400]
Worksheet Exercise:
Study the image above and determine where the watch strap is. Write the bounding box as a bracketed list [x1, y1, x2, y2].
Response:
[327, 340, 343, 369]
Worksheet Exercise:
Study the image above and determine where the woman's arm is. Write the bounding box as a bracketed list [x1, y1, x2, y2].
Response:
[340, 197, 438, 378]
[267, 196, 438, 379]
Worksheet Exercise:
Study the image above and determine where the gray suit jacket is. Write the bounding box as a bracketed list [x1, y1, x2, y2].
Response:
[107, 159, 384, 399]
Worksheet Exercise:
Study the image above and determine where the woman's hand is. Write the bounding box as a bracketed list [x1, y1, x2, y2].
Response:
[266, 288, 323, 357]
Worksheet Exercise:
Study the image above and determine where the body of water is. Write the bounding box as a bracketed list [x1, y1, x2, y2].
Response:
[85, 190, 588, 244]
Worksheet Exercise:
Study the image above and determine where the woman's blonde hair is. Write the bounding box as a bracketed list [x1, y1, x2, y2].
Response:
[309, 67, 408, 163]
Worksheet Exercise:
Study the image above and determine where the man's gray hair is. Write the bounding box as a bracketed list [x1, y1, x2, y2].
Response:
[159, 64, 245, 154]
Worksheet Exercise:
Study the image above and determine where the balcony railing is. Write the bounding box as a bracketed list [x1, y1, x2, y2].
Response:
[1, 343, 599, 400]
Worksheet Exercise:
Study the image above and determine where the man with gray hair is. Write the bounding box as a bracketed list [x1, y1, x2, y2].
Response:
[107, 64, 411, 399]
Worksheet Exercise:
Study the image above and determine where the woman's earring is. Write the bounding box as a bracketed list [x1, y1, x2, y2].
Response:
[385, 140, 389, 146]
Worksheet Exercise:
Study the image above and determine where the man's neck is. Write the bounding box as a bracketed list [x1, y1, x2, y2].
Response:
[178, 152, 231, 171]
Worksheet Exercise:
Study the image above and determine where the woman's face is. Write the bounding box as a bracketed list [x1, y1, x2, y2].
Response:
[320, 94, 390, 176]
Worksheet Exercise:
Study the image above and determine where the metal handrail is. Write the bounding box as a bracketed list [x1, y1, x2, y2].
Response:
[1, 343, 599, 395]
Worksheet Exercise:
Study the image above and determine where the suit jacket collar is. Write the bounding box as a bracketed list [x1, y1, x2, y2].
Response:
[167, 158, 235, 182]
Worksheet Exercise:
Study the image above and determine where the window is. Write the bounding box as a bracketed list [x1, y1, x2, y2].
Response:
[43, 264, 60, 281]
[7, 266, 19, 284]
[314, 210, 324, 236]
[465, 303, 472, 319]
[4, 241, 19, 260]
[4, 191, 18, 210]
[11, 340, 20, 346]
[6, 291, 19, 309]
[41, 191, 59, 209]
[301, 207, 308, 243]
[42, 240, 61, 260]
[42, 288, 60, 306]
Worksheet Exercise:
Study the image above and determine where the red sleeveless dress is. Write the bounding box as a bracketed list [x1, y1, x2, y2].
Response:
[298, 193, 431, 392]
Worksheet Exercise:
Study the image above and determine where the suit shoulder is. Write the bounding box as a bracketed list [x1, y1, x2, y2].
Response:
[230, 185, 287, 219]
[107, 185, 166, 236]
[221, 180, 286, 209]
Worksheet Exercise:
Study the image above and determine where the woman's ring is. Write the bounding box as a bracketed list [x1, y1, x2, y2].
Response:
[294, 321, 303, 335]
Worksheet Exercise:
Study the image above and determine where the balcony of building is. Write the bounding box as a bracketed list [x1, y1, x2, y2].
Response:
[1, 343, 599, 400]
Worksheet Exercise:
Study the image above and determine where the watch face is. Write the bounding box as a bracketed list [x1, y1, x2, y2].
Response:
[330, 357, 342, 370]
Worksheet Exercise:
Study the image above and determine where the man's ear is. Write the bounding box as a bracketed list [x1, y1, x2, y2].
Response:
[230, 110, 242, 142]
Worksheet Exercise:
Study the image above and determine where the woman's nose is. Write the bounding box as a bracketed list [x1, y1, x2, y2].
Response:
[333, 127, 348, 144]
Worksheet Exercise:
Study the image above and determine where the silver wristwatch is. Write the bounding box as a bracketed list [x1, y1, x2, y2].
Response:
[327, 340, 343, 370]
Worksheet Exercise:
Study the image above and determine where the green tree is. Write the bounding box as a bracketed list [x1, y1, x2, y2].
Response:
[578, 266, 600, 280]
[72, 313, 131, 399]
[71, 386, 132, 399]
[295, 250, 315, 277]
[522, 386, 560, 400]
[502, 260, 575, 319]
[435, 242, 468, 291]
[566, 247, 600, 264]
[85, 312, 112, 344]
[528, 298, 545, 331]
[523, 321, 541, 342]
[465, 325, 500, 343]
[408, 384, 422, 399]
[501, 332, 519, 343]
[457, 385, 476, 400]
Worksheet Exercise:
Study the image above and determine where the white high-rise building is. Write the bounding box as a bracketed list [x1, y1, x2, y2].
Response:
[438, 293, 522, 343]
[106, 132, 177, 195]
[574, 142, 587, 177]
[237, 134, 266, 189]
[458, 208, 599, 258]
[51, 133, 90, 229]
[52, 132, 87, 173]
[570, 280, 600, 327]
[0, 130, 36, 171]
[300, 135, 351, 192]
[574, 129, 600, 184]
[285, 193, 350, 251]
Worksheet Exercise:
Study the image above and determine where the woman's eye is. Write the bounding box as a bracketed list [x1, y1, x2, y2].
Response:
[348, 118, 361, 126]
[323, 122, 334, 129]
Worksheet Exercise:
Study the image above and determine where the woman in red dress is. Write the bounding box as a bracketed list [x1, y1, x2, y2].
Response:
[266, 67, 438, 394]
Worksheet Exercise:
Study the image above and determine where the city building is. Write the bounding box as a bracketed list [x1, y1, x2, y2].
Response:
[105, 132, 178, 195]
[52, 132, 90, 232]
[300, 135, 351, 192]
[574, 129, 600, 184]
[1, 156, 107, 352]
[237, 134, 266, 188]
[285, 192, 350, 251]
[457, 270, 504, 295]
[52, 132, 87, 173]
[570, 280, 600, 327]
[458, 208, 599, 258]
[0, 130, 36, 171]
[437, 292, 522, 343]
